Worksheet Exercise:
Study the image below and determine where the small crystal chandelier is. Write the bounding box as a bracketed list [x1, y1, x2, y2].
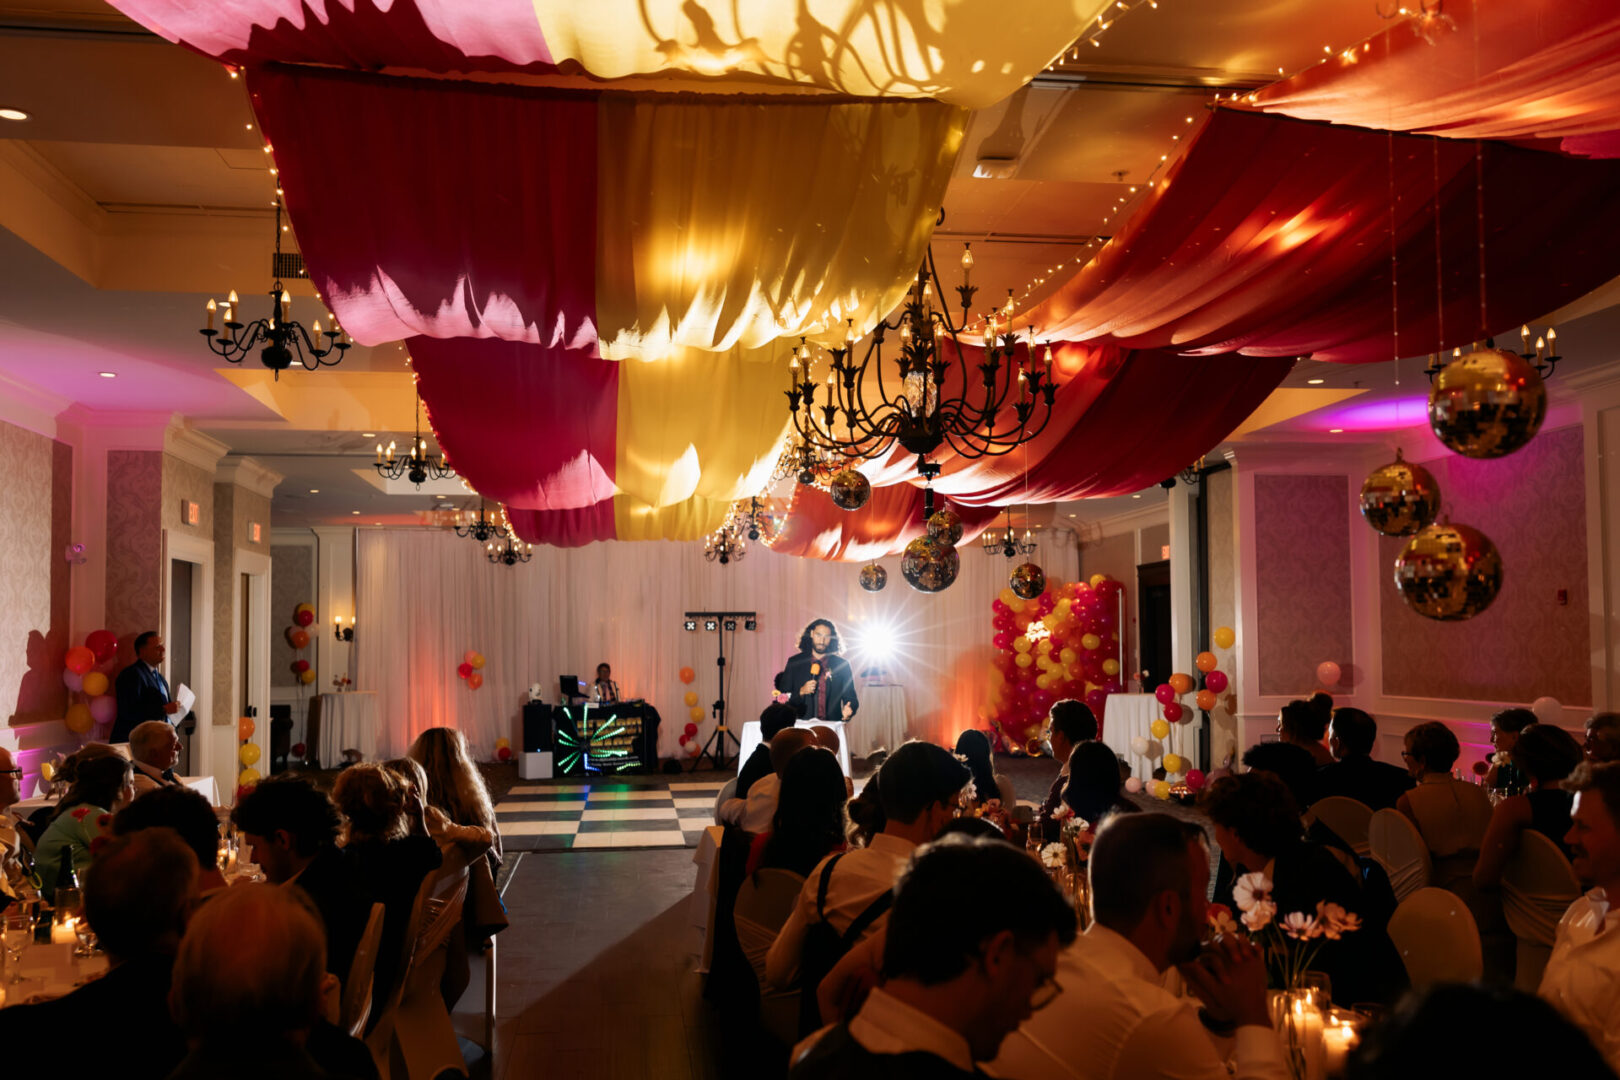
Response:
[199, 201, 349, 380]
[704, 521, 747, 566]
[981, 508, 1038, 559]
[453, 498, 503, 543]
[374, 386, 455, 488]
[786, 235, 1058, 478]
[486, 531, 533, 566]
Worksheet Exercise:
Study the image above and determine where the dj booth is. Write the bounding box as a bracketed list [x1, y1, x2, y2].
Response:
[522, 700, 661, 776]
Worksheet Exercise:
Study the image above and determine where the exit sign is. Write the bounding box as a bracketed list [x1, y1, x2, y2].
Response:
[1161, 544, 1170, 559]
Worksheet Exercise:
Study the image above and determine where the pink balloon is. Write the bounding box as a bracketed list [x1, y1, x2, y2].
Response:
[89, 695, 117, 725]
[1316, 661, 1342, 687]
[1204, 670, 1228, 694]
[464, 649, 479, 665]
[62, 670, 83, 692]
[1154, 683, 1176, 706]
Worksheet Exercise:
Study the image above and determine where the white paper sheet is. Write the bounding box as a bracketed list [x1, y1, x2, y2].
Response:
[173, 682, 196, 717]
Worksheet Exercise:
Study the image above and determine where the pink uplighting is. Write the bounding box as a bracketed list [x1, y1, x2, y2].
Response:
[1308, 395, 1431, 432]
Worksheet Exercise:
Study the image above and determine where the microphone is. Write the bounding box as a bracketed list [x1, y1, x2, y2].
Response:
[810, 663, 821, 677]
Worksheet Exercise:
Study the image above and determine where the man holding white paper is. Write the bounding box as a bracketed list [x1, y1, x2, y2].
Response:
[774, 619, 858, 723]
[112, 630, 186, 743]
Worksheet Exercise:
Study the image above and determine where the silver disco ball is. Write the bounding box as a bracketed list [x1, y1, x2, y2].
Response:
[901, 536, 960, 593]
[858, 563, 888, 592]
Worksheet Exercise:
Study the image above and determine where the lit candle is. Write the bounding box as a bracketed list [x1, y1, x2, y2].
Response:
[1548, 326, 1558, 353]
[375, 443, 383, 464]
[206, 298, 216, 331]
[961, 242, 974, 288]
[51, 916, 78, 945]
[313, 319, 322, 337]
[1323, 1020, 1358, 1075]
[279, 289, 291, 321]
[1288, 999, 1325, 1080]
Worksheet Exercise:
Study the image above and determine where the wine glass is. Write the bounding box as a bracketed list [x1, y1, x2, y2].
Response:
[72, 918, 96, 959]
[2, 910, 31, 984]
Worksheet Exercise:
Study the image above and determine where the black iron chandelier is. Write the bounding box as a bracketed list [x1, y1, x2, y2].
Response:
[453, 498, 503, 543]
[374, 386, 455, 488]
[486, 532, 533, 566]
[200, 202, 349, 379]
[704, 520, 746, 566]
[981, 508, 1038, 559]
[786, 238, 1058, 478]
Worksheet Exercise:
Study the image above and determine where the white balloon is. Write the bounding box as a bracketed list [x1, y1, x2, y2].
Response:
[1130, 736, 1149, 756]
[1531, 696, 1563, 724]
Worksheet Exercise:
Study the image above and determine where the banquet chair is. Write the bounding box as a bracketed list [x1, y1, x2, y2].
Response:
[734, 868, 806, 1046]
[713, 778, 737, 825]
[1310, 796, 1375, 857]
[1387, 886, 1483, 987]
[1501, 830, 1581, 990]
[367, 854, 473, 1080]
[1368, 808, 1432, 903]
[342, 902, 387, 1037]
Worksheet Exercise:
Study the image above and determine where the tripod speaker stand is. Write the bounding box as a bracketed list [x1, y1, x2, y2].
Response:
[684, 610, 756, 772]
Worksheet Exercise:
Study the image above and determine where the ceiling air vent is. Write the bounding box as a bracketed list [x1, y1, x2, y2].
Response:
[272, 251, 307, 280]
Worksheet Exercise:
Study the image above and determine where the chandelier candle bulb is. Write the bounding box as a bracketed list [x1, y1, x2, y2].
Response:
[206, 299, 216, 331]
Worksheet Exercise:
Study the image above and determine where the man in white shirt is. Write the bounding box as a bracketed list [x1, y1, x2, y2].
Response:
[719, 728, 814, 832]
[989, 812, 1289, 1080]
[128, 720, 184, 798]
[791, 836, 1077, 1078]
[766, 739, 971, 990]
[1540, 760, 1620, 1070]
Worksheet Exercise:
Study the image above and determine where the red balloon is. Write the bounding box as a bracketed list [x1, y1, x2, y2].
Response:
[457, 662, 473, 678]
[1204, 670, 1229, 694]
[679, 733, 690, 745]
[1471, 759, 1490, 777]
[294, 609, 315, 627]
[1015, 679, 1035, 698]
[291, 659, 310, 674]
[291, 742, 307, 757]
[992, 632, 1013, 651]
[85, 629, 117, 662]
[1154, 683, 1177, 705]
[684, 722, 698, 737]
[993, 614, 1015, 633]
[1031, 689, 1054, 712]
[1085, 689, 1108, 715]
[1103, 680, 1123, 695]
[1163, 701, 1184, 723]
[496, 746, 512, 761]
[992, 600, 1010, 615]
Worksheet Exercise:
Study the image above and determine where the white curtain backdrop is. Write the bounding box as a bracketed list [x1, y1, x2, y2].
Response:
[355, 529, 1079, 760]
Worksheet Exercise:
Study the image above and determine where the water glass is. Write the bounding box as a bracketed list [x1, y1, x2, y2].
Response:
[2, 910, 30, 984]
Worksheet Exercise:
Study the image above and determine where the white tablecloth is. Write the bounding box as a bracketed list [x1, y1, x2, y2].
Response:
[8, 774, 220, 820]
[736, 719, 852, 776]
[690, 824, 725, 974]
[848, 683, 908, 759]
[317, 691, 378, 765]
[0, 943, 107, 1010]
[1102, 692, 1200, 781]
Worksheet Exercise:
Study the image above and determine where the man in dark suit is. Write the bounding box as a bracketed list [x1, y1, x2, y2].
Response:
[1036, 699, 1098, 840]
[112, 630, 181, 743]
[1315, 706, 1416, 811]
[774, 618, 858, 722]
[738, 701, 800, 799]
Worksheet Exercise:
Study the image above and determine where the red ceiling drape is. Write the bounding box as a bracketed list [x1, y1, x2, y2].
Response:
[1236, 0, 1620, 157]
[1018, 109, 1620, 364]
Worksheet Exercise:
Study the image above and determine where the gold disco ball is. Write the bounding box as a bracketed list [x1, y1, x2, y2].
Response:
[1428, 347, 1546, 459]
[900, 536, 960, 593]
[828, 467, 872, 510]
[1359, 449, 1441, 537]
[858, 562, 888, 592]
[1010, 561, 1046, 600]
[1394, 521, 1504, 621]
[926, 507, 963, 546]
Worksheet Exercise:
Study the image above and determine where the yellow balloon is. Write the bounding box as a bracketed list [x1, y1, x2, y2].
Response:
[239, 742, 261, 766]
[989, 668, 1005, 686]
[299, 669, 316, 685]
[1163, 754, 1186, 774]
[495, 736, 511, 749]
[689, 706, 704, 722]
[1152, 780, 1172, 800]
[1036, 638, 1053, 654]
[1035, 674, 1051, 690]
[294, 603, 314, 616]
[999, 588, 1019, 607]
[1059, 648, 1077, 665]
[1150, 719, 1170, 739]
[1102, 658, 1120, 676]
[1013, 636, 1033, 654]
[65, 703, 93, 734]
[471, 653, 486, 670]
[81, 671, 109, 697]
[684, 691, 699, 707]
[1081, 633, 1101, 651]
[1090, 573, 1107, 588]
[238, 767, 261, 788]
[40, 762, 55, 782]
[1015, 653, 1033, 669]
[1214, 625, 1236, 650]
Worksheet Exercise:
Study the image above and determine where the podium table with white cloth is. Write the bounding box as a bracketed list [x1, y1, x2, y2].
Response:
[736, 719, 852, 775]
[1102, 692, 1200, 781]
[313, 690, 378, 767]
[847, 682, 908, 759]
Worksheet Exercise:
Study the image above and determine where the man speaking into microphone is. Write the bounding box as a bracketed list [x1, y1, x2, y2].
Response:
[774, 618, 858, 722]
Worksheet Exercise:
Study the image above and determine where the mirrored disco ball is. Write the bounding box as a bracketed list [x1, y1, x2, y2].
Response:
[858, 562, 888, 592]
[901, 536, 960, 593]
[828, 467, 872, 510]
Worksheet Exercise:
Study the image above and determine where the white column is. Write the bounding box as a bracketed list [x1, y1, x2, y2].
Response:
[1167, 481, 1198, 676]
[311, 526, 358, 693]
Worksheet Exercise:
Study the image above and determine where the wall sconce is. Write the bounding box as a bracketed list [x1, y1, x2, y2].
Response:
[333, 615, 355, 643]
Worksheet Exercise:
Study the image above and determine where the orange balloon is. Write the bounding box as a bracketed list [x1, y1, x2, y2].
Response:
[65, 647, 95, 675]
[679, 666, 696, 684]
[1195, 651, 1218, 673]
[683, 691, 699, 707]
[1195, 689, 1218, 712]
[1168, 672, 1194, 696]
[239, 716, 255, 740]
[467, 672, 484, 690]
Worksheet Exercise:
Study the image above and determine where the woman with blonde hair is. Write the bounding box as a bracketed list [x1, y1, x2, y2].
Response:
[386, 756, 493, 854]
[408, 728, 502, 869]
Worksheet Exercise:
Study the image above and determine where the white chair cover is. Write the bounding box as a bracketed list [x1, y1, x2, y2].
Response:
[713, 778, 738, 825]
[735, 868, 806, 1046]
[1369, 808, 1432, 903]
[1388, 886, 1483, 987]
[1502, 829, 1581, 990]
[1310, 796, 1375, 856]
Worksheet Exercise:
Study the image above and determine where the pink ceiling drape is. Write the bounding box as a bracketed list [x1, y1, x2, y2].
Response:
[1016, 109, 1620, 364]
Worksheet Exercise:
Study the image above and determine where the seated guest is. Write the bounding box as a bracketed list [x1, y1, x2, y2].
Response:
[954, 728, 1010, 807]
[1315, 706, 1414, 810]
[766, 740, 971, 991]
[722, 727, 814, 832]
[1584, 713, 1620, 764]
[1540, 761, 1620, 1072]
[750, 745, 848, 877]
[388, 756, 493, 853]
[168, 883, 369, 1080]
[1346, 982, 1616, 1080]
[0, 745, 28, 909]
[845, 774, 886, 848]
[1486, 707, 1538, 794]
[1062, 741, 1137, 827]
[232, 776, 370, 985]
[792, 836, 1076, 1078]
[127, 720, 183, 797]
[1037, 699, 1099, 839]
[1475, 723, 1585, 888]
[738, 702, 799, 799]
[408, 726, 503, 870]
[991, 813, 1287, 1080]
[808, 725, 855, 798]
[1278, 698, 1334, 768]
[35, 752, 133, 895]
[1241, 741, 1318, 813]
[112, 785, 228, 896]
[332, 763, 443, 1009]
[0, 828, 196, 1077]
[1395, 720, 1493, 881]
[1206, 772, 1407, 1006]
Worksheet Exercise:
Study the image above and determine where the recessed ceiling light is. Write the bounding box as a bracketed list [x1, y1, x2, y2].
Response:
[308, 488, 319, 494]
[1132, 494, 1142, 499]
[351, 510, 360, 515]
[361, 432, 376, 439]
[1307, 378, 1325, 385]
[0, 107, 30, 122]
[1329, 428, 1344, 434]
[1067, 513, 1076, 518]
[97, 371, 116, 378]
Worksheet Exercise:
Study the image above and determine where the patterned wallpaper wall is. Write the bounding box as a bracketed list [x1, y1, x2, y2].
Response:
[1254, 474, 1354, 697]
[271, 543, 315, 689]
[105, 450, 163, 669]
[162, 454, 215, 538]
[1380, 426, 1590, 705]
[0, 420, 72, 725]
[1206, 469, 1239, 765]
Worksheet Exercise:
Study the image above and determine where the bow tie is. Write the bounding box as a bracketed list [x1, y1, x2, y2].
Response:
[160, 768, 177, 783]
